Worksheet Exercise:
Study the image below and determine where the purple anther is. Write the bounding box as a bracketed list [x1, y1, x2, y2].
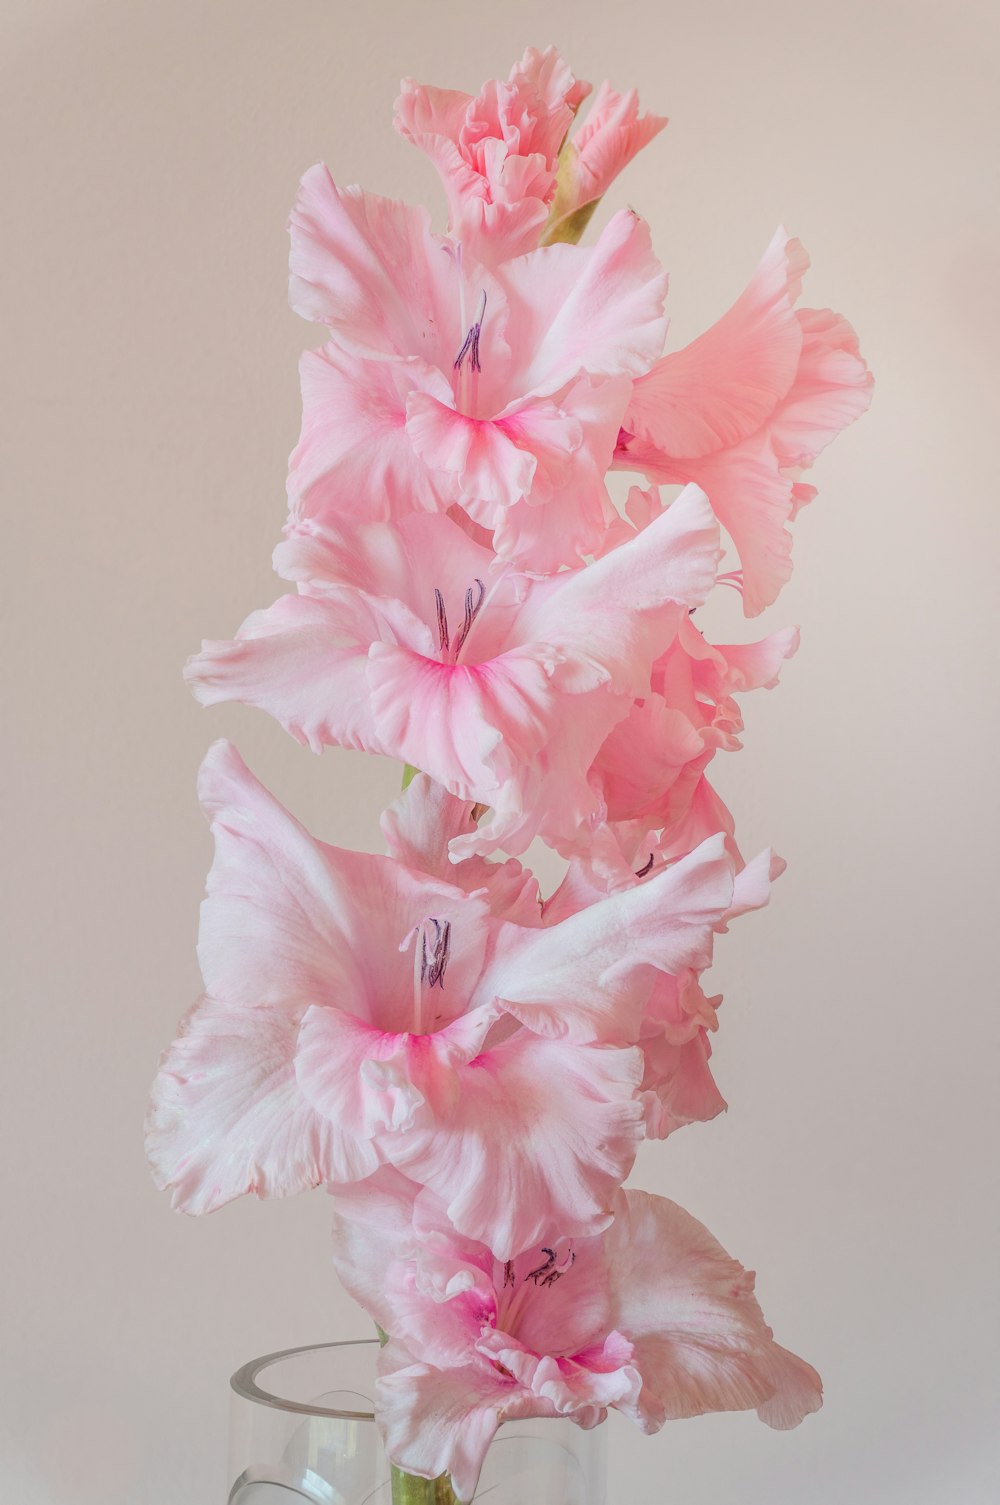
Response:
[538, 1249, 576, 1288]
[636, 853, 655, 877]
[453, 577, 486, 656]
[419, 917, 452, 990]
[434, 587, 450, 654]
[454, 290, 487, 374]
[526, 1248, 557, 1285]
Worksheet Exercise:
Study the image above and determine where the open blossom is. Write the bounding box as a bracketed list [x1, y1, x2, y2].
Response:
[331, 1171, 822, 1501]
[545, 835, 784, 1140]
[395, 46, 590, 263]
[617, 228, 873, 613]
[383, 771, 783, 1145]
[544, 82, 668, 244]
[185, 485, 721, 859]
[287, 166, 667, 566]
[587, 579, 800, 847]
[146, 742, 739, 1257]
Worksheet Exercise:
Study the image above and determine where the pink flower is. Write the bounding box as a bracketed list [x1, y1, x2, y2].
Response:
[637, 848, 785, 1138]
[545, 835, 785, 1141]
[146, 743, 737, 1257]
[395, 47, 591, 263]
[587, 587, 800, 840]
[184, 485, 721, 859]
[287, 166, 667, 564]
[544, 82, 668, 243]
[380, 769, 783, 1146]
[331, 1172, 822, 1501]
[617, 228, 873, 613]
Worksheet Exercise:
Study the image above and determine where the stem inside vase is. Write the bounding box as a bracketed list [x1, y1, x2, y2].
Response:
[391, 1465, 460, 1504]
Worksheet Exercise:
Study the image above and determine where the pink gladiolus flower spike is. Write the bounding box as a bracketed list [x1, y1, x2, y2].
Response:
[331, 1171, 822, 1502]
[145, 742, 740, 1258]
[146, 50, 873, 1493]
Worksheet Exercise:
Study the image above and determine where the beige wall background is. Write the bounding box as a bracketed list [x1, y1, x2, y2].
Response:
[3, 1, 998, 1501]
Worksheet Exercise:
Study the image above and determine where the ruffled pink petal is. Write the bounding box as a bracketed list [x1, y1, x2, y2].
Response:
[490, 376, 629, 569]
[626, 228, 808, 459]
[588, 620, 798, 828]
[725, 846, 786, 925]
[457, 686, 627, 861]
[640, 1024, 728, 1139]
[708, 624, 800, 694]
[296, 1002, 499, 1143]
[441, 135, 553, 258]
[657, 775, 740, 865]
[491, 478, 616, 572]
[185, 591, 425, 754]
[768, 305, 874, 467]
[546, 83, 667, 234]
[592, 697, 707, 825]
[499, 210, 668, 399]
[367, 642, 563, 795]
[287, 343, 451, 527]
[145, 994, 373, 1213]
[328, 1168, 423, 1331]
[755, 1346, 828, 1429]
[386, 1032, 645, 1260]
[475, 1328, 640, 1425]
[479, 832, 734, 1044]
[655, 612, 798, 707]
[394, 81, 475, 152]
[381, 774, 543, 925]
[620, 431, 796, 616]
[604, 1190, 822, 1430]
[274, 511, 499, 639]
[376, 1350, 519, 1503]
[569, 82, 668, 200]
[194, 740, 492, 1033]
[331, 1173, 504, 1370]
[288, 169, 459, 364]
[507, 45, 591, 151]
[517, 483, 721, 695]
[618, 236, 871, 614]
[456, 190, 552, 263]
[406, 392, 537, 509]
[194, 740, 370, 1008]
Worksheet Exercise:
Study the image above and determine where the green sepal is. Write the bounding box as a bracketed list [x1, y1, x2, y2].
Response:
[540, 141, 603, 246]
[541, 196, 601, 246]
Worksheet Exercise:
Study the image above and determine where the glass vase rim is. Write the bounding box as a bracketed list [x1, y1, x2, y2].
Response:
[230, 1338, 380, 1422]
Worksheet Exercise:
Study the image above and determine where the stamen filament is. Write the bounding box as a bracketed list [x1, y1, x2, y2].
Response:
[453, 288, 487, 416]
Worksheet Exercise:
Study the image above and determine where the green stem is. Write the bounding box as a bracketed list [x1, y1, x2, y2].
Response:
[390, 1465, 460, 1504]
[401, 763, 420, 790]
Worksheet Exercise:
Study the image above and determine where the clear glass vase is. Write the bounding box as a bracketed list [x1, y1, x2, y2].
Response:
[229, 1339, 607, 1504]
